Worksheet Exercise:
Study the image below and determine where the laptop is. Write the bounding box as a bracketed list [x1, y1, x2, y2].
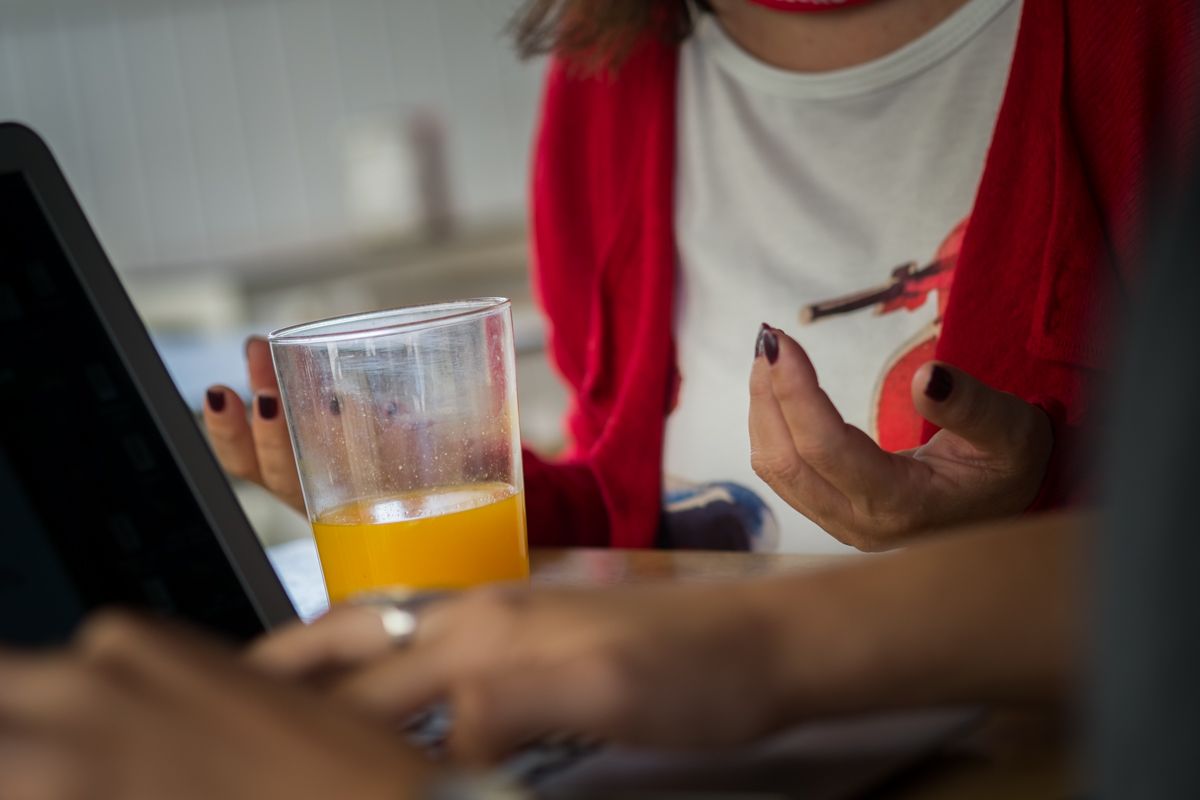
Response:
[0, 122, 977, 797]
[0, 122, 295, 645]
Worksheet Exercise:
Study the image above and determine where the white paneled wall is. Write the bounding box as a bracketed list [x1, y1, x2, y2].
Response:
[0, 0, 543, 272]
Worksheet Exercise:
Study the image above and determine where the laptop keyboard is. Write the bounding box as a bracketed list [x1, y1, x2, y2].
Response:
[405, 706, 601, 785]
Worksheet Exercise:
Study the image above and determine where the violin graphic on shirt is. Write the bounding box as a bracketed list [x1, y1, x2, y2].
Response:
[800, 219, 967, 453]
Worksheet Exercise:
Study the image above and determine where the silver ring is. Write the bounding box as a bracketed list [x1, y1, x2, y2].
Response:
[371, 603, 419, 648]
[350, 590, 451, 648]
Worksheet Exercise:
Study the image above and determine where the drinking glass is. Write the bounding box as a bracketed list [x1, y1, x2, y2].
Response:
[269, 298, 528, 603]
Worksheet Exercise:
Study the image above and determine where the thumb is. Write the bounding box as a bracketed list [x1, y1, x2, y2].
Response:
[245, 335, 280, 396]
[911, 362, 1048, 455]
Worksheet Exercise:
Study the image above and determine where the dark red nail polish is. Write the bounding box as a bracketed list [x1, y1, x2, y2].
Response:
[756, 324, 779, 365]
[257, 394, 279, 420]
[206, 389, 226, 413]
[924, 365, 953, 402]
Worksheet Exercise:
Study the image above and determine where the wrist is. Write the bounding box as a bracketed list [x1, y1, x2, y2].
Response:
[741, 564, 887, 725]
[736, 574, 832, 728]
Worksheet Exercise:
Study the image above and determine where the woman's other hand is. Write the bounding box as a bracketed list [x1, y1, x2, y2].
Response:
[250, 583, 786, 765]
[203, 336, 305, 513]
[749, 324, 1052, 551]
[0, 614, 434, 800]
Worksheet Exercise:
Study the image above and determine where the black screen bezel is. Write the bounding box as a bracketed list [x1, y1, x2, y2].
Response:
[0, 122, 296, 632]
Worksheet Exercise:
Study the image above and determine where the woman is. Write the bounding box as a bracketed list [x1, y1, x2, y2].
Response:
[204, 0, 1193, 552]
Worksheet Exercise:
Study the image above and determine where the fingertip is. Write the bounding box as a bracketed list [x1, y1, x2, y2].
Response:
[246, 336, 282, 394]
[762, 328, 821, 401]
[75, 609, 150, 661]
[912, 362, 1042, 456]
[911, 362, 955, 407]
[246, 338, 273, 372]
[770, 327, 817, 372]
[911, 361, 933, 397]
[244, 334, 268, 360]
[247, 610, 384, 679]
[245, 616, 309, 666]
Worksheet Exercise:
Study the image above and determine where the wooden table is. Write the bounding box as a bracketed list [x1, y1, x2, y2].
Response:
[271, 542, 1074, 797]
[531, 548, 1075, 799]
[530, 547, 837, 586]
[268, 541, 837, 621]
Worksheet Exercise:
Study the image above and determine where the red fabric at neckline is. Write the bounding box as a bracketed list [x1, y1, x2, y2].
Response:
[747, 0, 876, 11]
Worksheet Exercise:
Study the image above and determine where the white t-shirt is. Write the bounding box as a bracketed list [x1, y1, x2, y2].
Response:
[663, 0, 1021, 553]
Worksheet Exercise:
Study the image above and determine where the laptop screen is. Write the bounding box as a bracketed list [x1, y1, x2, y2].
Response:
[0, 171, 263, 645]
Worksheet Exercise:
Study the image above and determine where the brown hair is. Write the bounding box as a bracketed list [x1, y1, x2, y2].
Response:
[510, 0, 709, 71]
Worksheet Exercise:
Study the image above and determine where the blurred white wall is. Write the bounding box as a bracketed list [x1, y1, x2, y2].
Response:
[0, 1, 571, 546]
[0, 0, 543, 273]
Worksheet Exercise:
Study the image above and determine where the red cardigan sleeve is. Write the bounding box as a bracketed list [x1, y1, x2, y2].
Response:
[521, 42, 680, 548]
[931, 0, 1198, 510]
[520, 448, 610, 547]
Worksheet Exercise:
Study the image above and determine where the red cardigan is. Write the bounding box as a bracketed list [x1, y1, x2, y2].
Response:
[521, 0, 1198, 548]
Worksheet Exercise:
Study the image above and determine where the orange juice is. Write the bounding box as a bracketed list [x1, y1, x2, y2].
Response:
[311, 482, 529, 603]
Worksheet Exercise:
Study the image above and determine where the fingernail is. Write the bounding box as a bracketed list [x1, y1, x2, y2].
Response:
[329, 396, 341, 416]
[756, 323, 779, 365]
[257, 394, 279, 420]
[206, 389, 226, 413]
[924, 365, 953, 402]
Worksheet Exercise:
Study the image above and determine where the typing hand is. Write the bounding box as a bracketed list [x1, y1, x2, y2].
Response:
[204, 336, 305, 513]
[250, 583, 786, 765]
[749, 325, 1052, 551]
[0, 614, 433, 800]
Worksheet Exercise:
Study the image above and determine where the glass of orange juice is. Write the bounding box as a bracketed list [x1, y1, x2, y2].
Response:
[268, 299, 529, 604]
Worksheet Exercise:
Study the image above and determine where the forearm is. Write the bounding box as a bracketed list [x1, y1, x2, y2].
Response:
[748, 512, 1085, 724]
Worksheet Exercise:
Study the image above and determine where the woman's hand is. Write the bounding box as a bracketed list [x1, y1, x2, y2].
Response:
[0, 614, 434, 800]
[749, 325, 1053, 551]
[203, 336, 305, 513]
[250, 583, 787, 764]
